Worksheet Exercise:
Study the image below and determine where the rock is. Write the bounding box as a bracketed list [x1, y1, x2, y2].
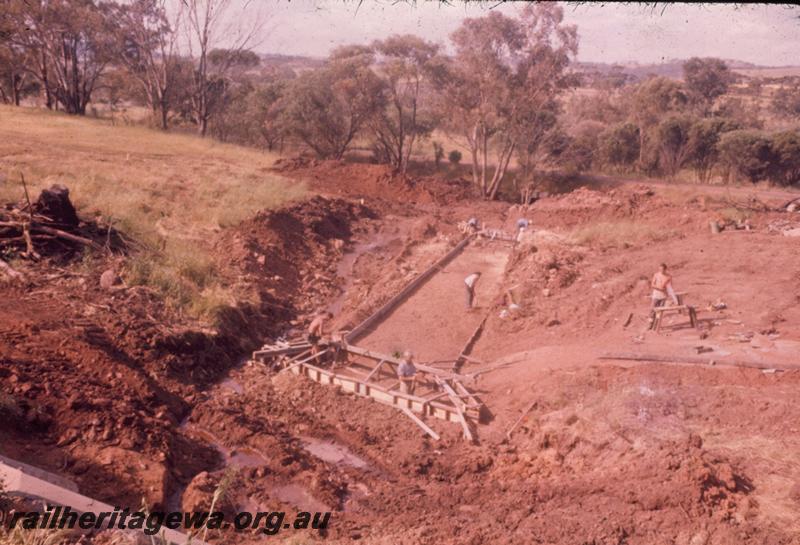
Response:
[100, 269, 119, 290]
[788, 203, 798, 212]
[34, 184, 80, 227]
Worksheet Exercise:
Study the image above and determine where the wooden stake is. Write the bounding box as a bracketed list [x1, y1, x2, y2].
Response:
[506, 399, 537, 440]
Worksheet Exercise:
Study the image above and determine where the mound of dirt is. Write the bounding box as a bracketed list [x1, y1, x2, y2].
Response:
[275, 158, 477, 206]
[216, 196, 377, 328]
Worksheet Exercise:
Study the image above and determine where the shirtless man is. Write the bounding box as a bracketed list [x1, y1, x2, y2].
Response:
[307, 311, 332, 360]
[649, 264, 679, 326]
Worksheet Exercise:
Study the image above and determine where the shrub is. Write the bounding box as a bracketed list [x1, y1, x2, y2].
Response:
[687, 118, 739, 183]
[717, 130, 773, 183]
[598, 123, 640, 172]
[768, 130, 800, 186]
[448, 149, 462, 165]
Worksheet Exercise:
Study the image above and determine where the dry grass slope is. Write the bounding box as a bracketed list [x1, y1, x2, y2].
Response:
[0, 106, 306, 318]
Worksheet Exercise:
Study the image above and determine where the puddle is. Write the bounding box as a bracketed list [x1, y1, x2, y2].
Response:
[271, 483, 331, 512]
[221, 377, 244, 394]
[299, 436, 370, 470]
[328, 234, 400, 315]
[185, 425, 269, 469]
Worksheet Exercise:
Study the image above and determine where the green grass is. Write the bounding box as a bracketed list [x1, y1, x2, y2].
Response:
[0, 106, 306, 319]
[570, 220, 677, 248]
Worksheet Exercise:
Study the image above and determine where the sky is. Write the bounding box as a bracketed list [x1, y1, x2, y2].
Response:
[238, 1, 800, 66]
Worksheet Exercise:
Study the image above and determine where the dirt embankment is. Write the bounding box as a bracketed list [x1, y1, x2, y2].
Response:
[3, 164, 800, 545]
[0, 193, 379, 516]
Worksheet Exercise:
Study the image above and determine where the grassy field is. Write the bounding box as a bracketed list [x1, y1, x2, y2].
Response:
[0, 106, 306, 318]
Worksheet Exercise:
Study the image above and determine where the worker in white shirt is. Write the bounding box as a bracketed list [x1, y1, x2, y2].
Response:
[464, 271, 482, 310]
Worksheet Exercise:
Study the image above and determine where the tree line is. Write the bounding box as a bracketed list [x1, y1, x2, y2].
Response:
[1, 1, 799, 197]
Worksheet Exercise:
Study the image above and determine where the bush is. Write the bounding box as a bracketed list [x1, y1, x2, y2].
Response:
[598, 123, 640, 172]
[687, 118, 739, 183]
[769, 130, 800, 186]
[448, 149, 462, 165]
[717, 130, 773, 183]
[655, 115, 694, 176]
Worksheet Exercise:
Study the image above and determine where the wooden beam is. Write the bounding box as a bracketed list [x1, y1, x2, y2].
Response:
[400, 407, 440, 441]
[289, 361, 477, 422]
[280, 349, 327, 374]
[364, 359, 385, 382]
[435, 377, 475, 442]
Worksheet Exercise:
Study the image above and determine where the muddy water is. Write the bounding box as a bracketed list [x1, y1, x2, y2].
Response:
[271, 483, 332, 512]
[299, 436, 370, 470]
[327, 233, 401, 315]
[220, 377, 244, 394]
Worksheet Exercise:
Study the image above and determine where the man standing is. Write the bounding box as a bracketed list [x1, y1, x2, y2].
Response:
[397, 350, 418, 395]
[516, 218, 530, 242]
[307, 310, 332, 360]
[649, 263, 679, 326]
[464, 271, 482, 310]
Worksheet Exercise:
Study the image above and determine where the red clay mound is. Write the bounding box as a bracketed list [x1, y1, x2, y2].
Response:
[273, 158, 476, 205]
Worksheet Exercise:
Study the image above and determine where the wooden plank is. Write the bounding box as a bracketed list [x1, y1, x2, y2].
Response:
[0, 460, 205, 545]
[280, 349, 326, 374]
[400, 407, 440, 441]
[253, 344, 310, 359]
[453, 380, 481, 408]
[364, 359, 385, 382]
[435, 378, 475, 442]
[455, 313, 488, 368]
[506, 399, 538, 440]
[343, 344, 471, 381]
[289, 361, 471, 422]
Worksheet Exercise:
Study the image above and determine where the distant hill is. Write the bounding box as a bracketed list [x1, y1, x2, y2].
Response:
[257, 53, 800, 82]
[573, 59, 800, 84]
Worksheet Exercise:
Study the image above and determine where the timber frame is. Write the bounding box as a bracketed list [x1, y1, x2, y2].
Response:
[253, 340, 484, 442]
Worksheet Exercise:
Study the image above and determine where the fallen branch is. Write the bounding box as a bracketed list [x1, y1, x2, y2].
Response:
[31, 224, 103, 251]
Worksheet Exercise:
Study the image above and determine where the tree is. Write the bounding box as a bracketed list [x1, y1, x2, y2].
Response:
[277, 47, 385, 159]
[683, 57, 732, 115]
[629, 77, 688, 170]
[3, 0, 115, 114]
[111, 0, 182, 129]
[598, 123, 640, 172]
[436, 4, 577, 199]
[717, 130, 773, 184]
[769, 130, 800, 186]
[370, 34, 440, 174]
[0, 13, 34, 106]
[686, 118, 739, 183]
[655, 115, 694, 177]
[772, 83, 800, 119]
[183, 0, 263, 136]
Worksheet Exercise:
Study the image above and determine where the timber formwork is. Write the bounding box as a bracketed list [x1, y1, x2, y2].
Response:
[253, 235, 491, 442]
[253, 341, 483, 441]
